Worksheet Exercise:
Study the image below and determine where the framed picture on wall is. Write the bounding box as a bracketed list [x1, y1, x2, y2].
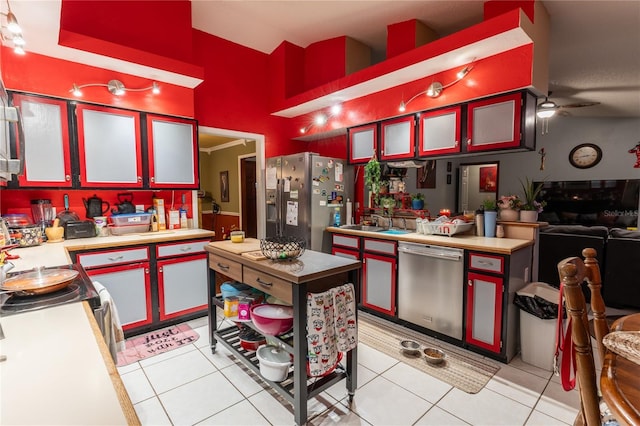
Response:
[479, 165, 497, 192]
[220, 171, 229, 202]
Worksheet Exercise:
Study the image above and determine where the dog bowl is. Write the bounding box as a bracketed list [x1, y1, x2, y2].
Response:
[423, 348, 446, 364]
[250, 304, 294, 336]
[400, 340, 421, 356]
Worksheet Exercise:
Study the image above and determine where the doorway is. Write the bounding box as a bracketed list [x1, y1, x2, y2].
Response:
[198, 125, 265, 239]
[458, 161, 500, 212]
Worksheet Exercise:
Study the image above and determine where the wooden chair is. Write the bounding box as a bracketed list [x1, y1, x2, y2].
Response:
[557, 248, 610, 426]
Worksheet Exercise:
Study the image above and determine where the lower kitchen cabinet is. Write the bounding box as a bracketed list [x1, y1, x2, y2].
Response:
[361, 238, 397, 317]
[465, 271, 503, 353]
[73, 238, 211, 336]
[85, 262, 153, 330]
[158, 254, 208, 320]
[464, 248, 531, 362]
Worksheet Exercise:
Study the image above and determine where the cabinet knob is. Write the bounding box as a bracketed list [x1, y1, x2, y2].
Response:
[468, 279, 473, 287]
[150, 177, 155, 183]
[137, 176, 142, 183]
[145, 268, 150, 274]
[466, 139, 471, 145]
[65, 174, 71, 181]
[158, 267, 163, 273]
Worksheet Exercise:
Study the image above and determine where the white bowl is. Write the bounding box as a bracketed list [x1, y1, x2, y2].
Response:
[256, 345, 291, 382]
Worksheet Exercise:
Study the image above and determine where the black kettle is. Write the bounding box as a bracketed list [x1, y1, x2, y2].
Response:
[112, 193, 136, 215]
[83, 194, 110, 218]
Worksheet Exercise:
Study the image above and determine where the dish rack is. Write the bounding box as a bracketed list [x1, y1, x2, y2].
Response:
[260, 236, 305, 260]
[421, 221, 474, 236]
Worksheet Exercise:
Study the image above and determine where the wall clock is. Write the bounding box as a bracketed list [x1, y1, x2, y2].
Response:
[569, 143, 602, 169]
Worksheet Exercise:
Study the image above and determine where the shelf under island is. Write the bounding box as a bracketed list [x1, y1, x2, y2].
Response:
[204, 241, 361, 426]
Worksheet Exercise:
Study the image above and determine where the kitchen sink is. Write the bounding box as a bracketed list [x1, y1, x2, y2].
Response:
[339, 224, 386, 232]
[379, 229, 412, 235]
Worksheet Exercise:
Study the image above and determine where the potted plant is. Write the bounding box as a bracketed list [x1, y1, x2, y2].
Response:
[497, 194, 521, 221]
[411, 193, 425, 210]
[364, 154, 381, 205]
[519, 177, 547, 222]
[482, 198, 498, 237]
[380, 195, 396, 216]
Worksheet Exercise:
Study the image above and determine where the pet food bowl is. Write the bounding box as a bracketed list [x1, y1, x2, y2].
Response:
[256, 345, 291, 382]
[250, 304, 294, 336]
[423, 348, 446, 364]
[400, 340, 421, 356]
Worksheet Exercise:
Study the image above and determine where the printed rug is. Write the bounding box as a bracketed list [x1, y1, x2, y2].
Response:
[117, 324, 200, 366]
[358, 311, 500, 394]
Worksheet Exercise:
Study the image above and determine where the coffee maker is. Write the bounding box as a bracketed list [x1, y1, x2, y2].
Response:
[31, 199, 54, 239]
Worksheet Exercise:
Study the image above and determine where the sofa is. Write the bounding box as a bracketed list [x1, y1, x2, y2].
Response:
[538, 225, 640, 310]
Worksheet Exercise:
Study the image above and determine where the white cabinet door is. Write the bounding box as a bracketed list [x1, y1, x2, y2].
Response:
[147, 115, 198, 188]
[86, 262, 152, 330]
[158, 254, 208, 320]
[380, 115, 415, 161]
[13, 94, 72, 187]
[362, 252, 396, 316]
[76, 104, 143, 188]
[348, 123, 377, 164]
[418, 106, 461, 156]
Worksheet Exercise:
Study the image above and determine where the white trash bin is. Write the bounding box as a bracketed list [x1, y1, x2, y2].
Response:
[516, 282, 561, 371]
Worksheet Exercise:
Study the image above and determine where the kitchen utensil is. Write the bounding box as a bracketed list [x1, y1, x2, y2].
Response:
[57, 194, 80, 228]
[256, 344, 291, 382]
[112, 193, 136, 215]
[1, 267, 79, 296]
[250, 304, 294, 336]
[45, 226, 64, 242]
[30, 199, 54, 225]
[83, 194, 110, 218]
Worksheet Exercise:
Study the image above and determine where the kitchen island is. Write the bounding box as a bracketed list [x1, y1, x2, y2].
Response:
[205, 241, 361, 426]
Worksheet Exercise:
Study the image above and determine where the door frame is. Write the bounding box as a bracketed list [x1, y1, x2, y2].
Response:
[198, 125, 266, 238]
[238, 153, 257, 237]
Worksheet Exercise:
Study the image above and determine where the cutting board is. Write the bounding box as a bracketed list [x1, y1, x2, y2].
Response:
[208, 238, 262, 254]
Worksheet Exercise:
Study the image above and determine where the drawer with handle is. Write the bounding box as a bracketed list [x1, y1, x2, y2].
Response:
[209, 254, 243, 282]
[468, 252, 504, 274]
[77, 246, 150, 269]
[243, 266, 292, 305]
[157, 239, 210, 259]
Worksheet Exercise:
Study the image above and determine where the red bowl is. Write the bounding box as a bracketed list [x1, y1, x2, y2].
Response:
[250, 304, 294, 336]
[238, 328, 266, 352]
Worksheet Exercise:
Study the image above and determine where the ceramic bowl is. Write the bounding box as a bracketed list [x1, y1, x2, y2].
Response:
[250, 304, 294, 336]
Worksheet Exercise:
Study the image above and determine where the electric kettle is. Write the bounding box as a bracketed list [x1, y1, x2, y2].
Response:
[83, 194, 110, 218]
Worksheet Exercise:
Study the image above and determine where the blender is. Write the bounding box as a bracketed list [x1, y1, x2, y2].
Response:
[31, 199, 54, 240]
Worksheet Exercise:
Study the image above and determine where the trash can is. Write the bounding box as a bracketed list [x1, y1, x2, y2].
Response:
[514, 282, 561, 371]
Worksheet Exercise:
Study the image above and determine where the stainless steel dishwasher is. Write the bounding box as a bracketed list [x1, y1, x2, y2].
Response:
[397, 242, 464, 340]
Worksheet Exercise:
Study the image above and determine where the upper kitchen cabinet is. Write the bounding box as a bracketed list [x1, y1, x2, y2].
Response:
[146, 114, 198, 189]
[75, 104, 143, 188]
[417, 106, 462, 157]
[380, 115, 415, 161]
[465, 91, 536, 153]
[12, 94, 73, 187]
[347, 123, 377, 164]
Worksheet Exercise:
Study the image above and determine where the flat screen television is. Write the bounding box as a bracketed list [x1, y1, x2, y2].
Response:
[536, 179, 639, 228]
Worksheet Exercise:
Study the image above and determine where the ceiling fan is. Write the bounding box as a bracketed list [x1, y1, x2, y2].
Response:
[536, 93, 601, 118]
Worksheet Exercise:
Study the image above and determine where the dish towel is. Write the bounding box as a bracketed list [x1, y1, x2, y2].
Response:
[93, 281, 125, 363]
[306, 283, 357, 377]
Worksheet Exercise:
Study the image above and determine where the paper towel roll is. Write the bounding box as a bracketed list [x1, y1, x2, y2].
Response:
[346, 199, 353, 225]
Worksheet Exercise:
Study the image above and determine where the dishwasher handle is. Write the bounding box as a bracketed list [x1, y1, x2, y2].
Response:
[398, 245, 462, 261]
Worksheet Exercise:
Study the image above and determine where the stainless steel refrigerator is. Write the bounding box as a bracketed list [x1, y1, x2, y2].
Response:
[265, 152, 353, 253]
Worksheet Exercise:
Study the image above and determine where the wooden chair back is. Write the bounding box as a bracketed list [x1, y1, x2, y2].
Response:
[557, 247, 609, 426]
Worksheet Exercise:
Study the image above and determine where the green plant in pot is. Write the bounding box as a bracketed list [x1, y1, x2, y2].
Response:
[482, 198, 497, 212]
[380, 196, 396, 216]
[364, 154, 381, 205]
[519, 177, 547, 222]
[411, 193, 425, 210]
[482, 198, 498, 237]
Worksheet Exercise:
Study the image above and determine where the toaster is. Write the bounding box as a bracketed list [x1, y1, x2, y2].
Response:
[64, 220, 96, 239]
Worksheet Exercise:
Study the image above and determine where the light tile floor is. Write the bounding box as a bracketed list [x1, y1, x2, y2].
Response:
[118, 314, 583, 426]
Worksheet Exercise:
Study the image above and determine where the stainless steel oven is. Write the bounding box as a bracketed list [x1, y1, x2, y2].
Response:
[397, 242, 464, 340]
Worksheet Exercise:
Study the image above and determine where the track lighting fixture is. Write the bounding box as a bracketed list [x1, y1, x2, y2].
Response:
[398, 59, 476, 112]
[300, 103, 342, 134]
[70, 79, 161, 97]
[1, 0, 25, 54]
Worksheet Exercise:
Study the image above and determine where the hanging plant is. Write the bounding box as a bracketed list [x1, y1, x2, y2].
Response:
[364, 153, 381, 193]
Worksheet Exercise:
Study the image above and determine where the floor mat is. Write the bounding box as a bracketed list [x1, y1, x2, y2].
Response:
[117, 323, 200, 366]
[358, 311, 500, 394]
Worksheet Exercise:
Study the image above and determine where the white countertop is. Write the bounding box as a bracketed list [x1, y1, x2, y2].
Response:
[0, 302, 132, 425]
[9, 228, 215, 272]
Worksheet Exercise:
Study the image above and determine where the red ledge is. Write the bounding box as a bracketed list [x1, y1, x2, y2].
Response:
[271, 9, 533, 118]
[59, 29, 205, 86]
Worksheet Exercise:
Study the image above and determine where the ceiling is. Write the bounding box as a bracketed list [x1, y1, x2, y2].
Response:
[6, 1, 640, 151]
[191, 0, 640, 119]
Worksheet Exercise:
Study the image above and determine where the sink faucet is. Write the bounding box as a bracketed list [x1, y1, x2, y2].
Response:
[370, 214, 386, 228]
[398, 218, 407, 230]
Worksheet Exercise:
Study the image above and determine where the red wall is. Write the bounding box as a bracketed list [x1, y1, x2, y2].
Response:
[304, 37, 347, 90]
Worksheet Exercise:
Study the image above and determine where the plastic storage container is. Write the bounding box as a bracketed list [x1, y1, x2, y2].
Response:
[111, 213, 152, 226]
[515, 282, 561, 371]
